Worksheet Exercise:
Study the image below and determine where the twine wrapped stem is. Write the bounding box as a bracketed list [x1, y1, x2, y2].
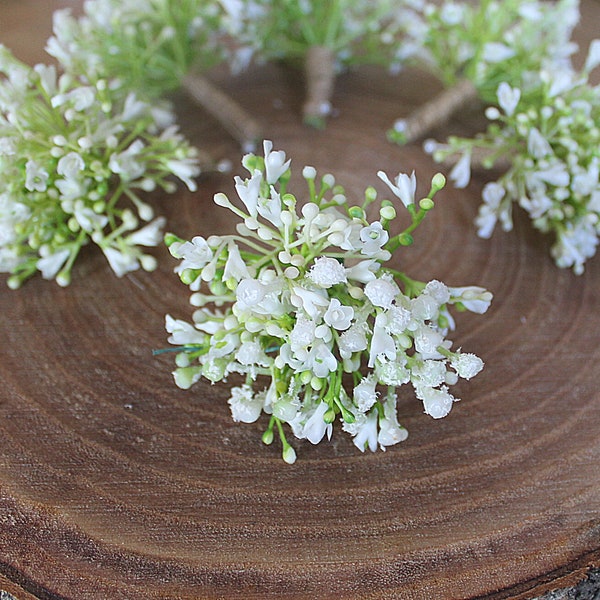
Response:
[394, 78, 479, 144]
[183, 74, 262, 152]
[303, 45, 336, 128]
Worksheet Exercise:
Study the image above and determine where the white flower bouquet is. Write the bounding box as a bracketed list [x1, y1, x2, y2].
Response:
[46, 0, 223, 100]
[220, 0, 420, 127]
[388, 0, 580, 145]
[160, 141, 492, 462]
[426, 41, 600, 274]
[47, 0, 261, 149]
[0, 46, 200, 287]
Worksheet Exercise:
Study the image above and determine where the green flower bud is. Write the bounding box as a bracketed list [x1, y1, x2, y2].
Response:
[364, 186, 377, 203]
[324, 408, 336, 424]
[431, 173, 446, 192]
[419, 197, 435, 211]
[348, 206, 365, 219]
[262, 428, 274, 445]
[282, 445, 297, 464]
[398, 232, 414, 246]
[380, 205, 396, 220]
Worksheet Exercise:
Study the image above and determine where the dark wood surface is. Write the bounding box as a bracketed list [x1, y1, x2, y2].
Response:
[1, 2, 599, 598]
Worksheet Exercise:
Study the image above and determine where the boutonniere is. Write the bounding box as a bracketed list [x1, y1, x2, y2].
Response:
[0, 47, 199, 287]
[158, 141, 492, 462]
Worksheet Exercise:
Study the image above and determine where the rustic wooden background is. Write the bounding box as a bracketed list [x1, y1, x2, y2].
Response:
[1, 1, 599, 598]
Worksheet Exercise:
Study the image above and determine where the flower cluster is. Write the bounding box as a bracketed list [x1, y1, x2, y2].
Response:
[161, 141, 492, 462]
[222, 0, 415, 65]
[0, 46, 200, 287]
[433, 0, 574, 87]
[45, 0, 262, 150]
[220, 0, 422, 125]
[426, 41, 600, 274]
[388, 0, 579, 144]
[46, 0, 224, 100]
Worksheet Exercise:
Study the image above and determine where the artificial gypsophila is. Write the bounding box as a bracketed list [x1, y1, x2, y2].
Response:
[159, 140, 492, 463]
[0, 46, 200, 288]
[387, 0, 580, 145]
[46, 0, 223, 101]
[425, 40, 600, 274]
[46, 0, 261, 150]
[220, 0, 423, 127]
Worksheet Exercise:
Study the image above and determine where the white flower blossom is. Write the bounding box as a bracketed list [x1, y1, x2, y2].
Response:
[338, 322, 369, 358]
[449, 286, 493, 314]
[228, 384, 264, 423]
[451, 353, 484, 380]
[127, 217, 166, 246]
[307, 256, 347, 288]
[412, 359, 447, 388]
[234, 170, 262, 217]
[384, 305, 412, 334]
[25, 160, 49, 192]
[109, 140, 146, 180]
[584, 39, 600, 73]
[302, 402, 333, 444]
[449, 151, 471, 189]
[353, 375, 378, 412]
[162, 142, 490, 461]
[263, 140, 290, 184]
[527, 128, 553, 159]
[344, 259, 378, 283]
[323, 298, 354, 331]
[36, 249, 70, 280]
[360, 221, 389, 255]
[165, 157, 200, 192]
[57, 152, 85, 179]
[424, 280, 450, 305]
[497, 82, 521, 117]
[364, 275, 399, 308]
[417, 385, 455, 419]
[349, 410, 379, 452]
[369, 313, 397, 367]
[102, 246, 139, 277]
[172, 236, 213, 270]
[377, 170, 416, 207]
[223, 241, 251, 282]
[73, 202, 109, 232]
[413, 325, 445, 358]
[290, 285, 329, 319]
[482, 42, 515, 63]
[306, 340, 338, 378]
[378, 394, 408, 448]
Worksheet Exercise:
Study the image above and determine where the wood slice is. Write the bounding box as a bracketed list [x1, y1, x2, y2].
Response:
[1, 3, 599, 599]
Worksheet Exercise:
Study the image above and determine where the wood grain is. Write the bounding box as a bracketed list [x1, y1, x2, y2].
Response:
[1, 3, 599, 599]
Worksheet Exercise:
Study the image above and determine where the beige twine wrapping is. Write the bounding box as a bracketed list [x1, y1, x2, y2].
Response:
[303, 45, 336, 126]
[183, 74, 262, 151]
[401, 78, 479, 143]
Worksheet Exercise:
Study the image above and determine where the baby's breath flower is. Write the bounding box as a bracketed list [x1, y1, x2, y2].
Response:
[46, 0, 224, 100]
[159, 141, 492, 461]
[427, 41, 600, 274]
[0, 48, 200, 287]
[45, 0, 263, 149]
[222, 0, 422, 126]
[228, 384, 264, 423]
[308, 257, 347, 288]
[402, 0, 579, 99]
[388, 0, 580, 146]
